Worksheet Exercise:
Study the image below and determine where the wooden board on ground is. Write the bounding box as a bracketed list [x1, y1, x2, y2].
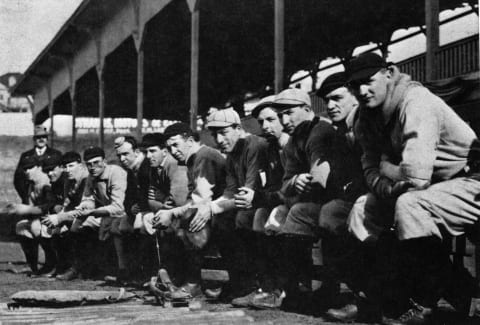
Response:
[0, 302, 254, 324]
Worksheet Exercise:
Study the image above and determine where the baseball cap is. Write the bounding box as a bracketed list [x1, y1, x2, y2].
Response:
[316, 72, 347, 98]
[163, 122, 193, 139]
[62, 151, 82, 165]
[33, 125, 48, 138]
[42, 153, 63, 173]
[83, 146, 105, 162]
[251, 95, 276, 118]
[206, 108, 241, 128]
[346, 52, 388, 83]
[140, 133, 165, 148]
[272, 88, 311, 110]
[21, 156, 38, 170]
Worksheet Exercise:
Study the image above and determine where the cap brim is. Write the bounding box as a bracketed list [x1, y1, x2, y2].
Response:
[269, 102, 306, 113]
[206, 121, 233, 128]
[316, 81, 346, 98]
[251, 101, 275, 118]
[347, 67, 382, 83]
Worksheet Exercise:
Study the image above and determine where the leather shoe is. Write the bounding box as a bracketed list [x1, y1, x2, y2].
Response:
[231, 289, 262, 307]
[326, 304, 358, 322]
[170, 283, 202, 300]
[469, 298, 480, 318]
[56, 268, 79, 281]
[249, 290, 286, 310]
[382, 299, 433, 325]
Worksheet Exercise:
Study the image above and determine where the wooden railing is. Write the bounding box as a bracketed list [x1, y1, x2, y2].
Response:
[397, 34, 479, 82]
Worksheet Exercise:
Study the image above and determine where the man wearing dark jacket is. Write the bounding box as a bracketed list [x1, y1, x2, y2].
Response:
[249, 87, 365, 310]
[14, 126, 61, 204]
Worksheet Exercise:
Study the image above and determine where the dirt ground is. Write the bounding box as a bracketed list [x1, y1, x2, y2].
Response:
[0, 240, 366, 325]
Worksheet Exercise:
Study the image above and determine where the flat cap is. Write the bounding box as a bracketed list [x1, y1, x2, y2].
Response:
[42, 153, 63, 173]
[317, 72, 348, 98]
[345, 52, 387, 82]
[83, 146, 105, 162]
[251, 95, 276, 118]
[206, 108, 241, 128]
[62, 151, 82, 165]
[164, 122, 193, 139]
[141, 133, 165, 148]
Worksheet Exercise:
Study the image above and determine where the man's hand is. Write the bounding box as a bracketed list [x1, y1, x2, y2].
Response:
[130, 204, 141, 216]
[152, 210, 173, 229]
[234, 187, 254, 209]
[294, 173, 313, 194]
[162, 198, 175, 210]
[41, 214, 59, 228]
[189, 204, 212, 232]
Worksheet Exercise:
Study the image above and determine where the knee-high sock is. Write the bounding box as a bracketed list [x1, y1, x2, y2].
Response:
[18, 236, 38, 272]
[113, 235, 128, 271]
[52, 234, 72, 271]
[39, 238, 56, 269]
[185, 248, 203, 284]
[275, 235, 313, 295]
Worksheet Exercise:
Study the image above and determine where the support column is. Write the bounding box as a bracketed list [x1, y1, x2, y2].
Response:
[96, 62, 105, 149]
[67, 59, 77, 151]
[274, 0, 284, 93]
[47, 82, 54, 147]
[187, 0, 200, 131]
[132, 0, 146, 139]
[425, 0, 439, 82]
[94, 34, 105, 149]
[136, 47, 144, 138]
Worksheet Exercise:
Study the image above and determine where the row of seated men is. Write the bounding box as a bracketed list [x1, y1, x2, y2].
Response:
[7, 52, 480, 325]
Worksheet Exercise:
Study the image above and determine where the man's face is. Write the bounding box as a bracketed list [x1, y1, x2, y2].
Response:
[167, 135, 190, 163]
[116, 142, 137, 170]
[33, 135, 48, 149]
[45, 166, 64, 183]
[211, 125, 242, 153]
[258, 107, 283, 139]
[281, 105, 309, 134]
[325, 87, 358, 123]
[85, 157, 106, 178]
[354, 69, 391, 109]
[146, 146, 167, 168]
[65, 161, 82, 180]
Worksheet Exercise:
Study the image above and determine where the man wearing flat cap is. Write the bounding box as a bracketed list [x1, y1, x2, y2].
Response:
[154, 122, 227, 300]
[346, 52, 480, 323]
[189, 108, 269, 302]
[228, 95, 290, 307]
[247, 87, 365, 310]
[14, 125, 61, 204]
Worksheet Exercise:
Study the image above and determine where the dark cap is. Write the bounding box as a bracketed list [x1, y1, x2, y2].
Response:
[62, 151, 82, 165]
[42, 153, 63, 173]
[141, 133, 165, 148]
[345, 52, 388, 82]
[21, 155, 38, 170]
[83, 146, 105, 162]
[251, 95, 276, 119]
[164, 123, 192, 140]
[317, 72, 347, 98]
